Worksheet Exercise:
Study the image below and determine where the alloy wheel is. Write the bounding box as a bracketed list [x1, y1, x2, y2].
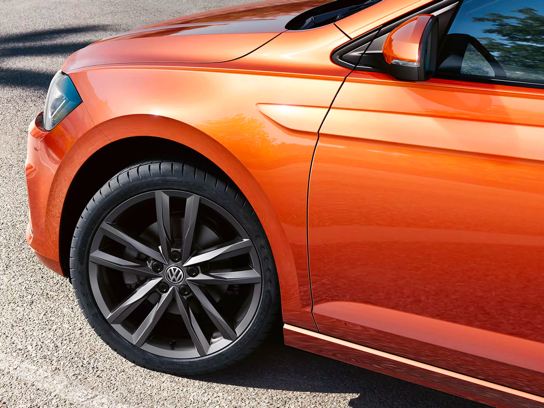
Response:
[88, 190, 262, 359]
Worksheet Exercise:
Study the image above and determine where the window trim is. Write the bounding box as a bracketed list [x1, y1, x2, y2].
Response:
[332, 0, 544, 91]
[332, 0, 460, 69]
[435, 73, 544, 91]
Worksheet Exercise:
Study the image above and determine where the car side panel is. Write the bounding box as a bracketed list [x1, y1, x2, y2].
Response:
[26, 63, 350, 330]
[284, 325, 544, 408]
[309, 71, 544, 394]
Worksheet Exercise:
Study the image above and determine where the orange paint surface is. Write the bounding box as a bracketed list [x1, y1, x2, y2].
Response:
[383, 15, 433, 65]
[25, 1, 544, 405]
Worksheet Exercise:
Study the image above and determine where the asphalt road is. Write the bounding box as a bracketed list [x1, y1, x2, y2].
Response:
[0, 1, 487, 407]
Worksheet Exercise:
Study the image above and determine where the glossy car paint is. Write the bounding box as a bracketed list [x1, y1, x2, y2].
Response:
[25, 0, 544, 406]
[64, 0, 330, 69]
[284, 324, 543, 408]
[382, 14, 433, 65]
[27, 0, 349, 332]
[309, 71, 544, 396]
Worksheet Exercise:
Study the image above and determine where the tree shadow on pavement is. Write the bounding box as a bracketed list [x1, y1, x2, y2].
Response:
[0, 25, 111, 90]
[199, 335, 487, 408]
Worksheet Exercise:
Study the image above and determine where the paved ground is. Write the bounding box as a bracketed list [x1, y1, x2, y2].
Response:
[0, 1, 487, 407]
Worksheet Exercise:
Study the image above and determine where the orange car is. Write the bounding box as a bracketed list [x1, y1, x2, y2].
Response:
[26, 0, 544, 406]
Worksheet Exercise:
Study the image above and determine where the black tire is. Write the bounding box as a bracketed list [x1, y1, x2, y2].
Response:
[70, 161, 279, 375]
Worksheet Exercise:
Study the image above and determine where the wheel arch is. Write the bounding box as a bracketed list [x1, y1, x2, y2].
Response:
[59, 135, 228, 276]
[56, 115, 292, 293]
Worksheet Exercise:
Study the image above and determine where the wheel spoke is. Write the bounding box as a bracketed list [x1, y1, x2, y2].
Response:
[90, 250, 157, 278]
[174, 291, 210, 356]
[155, 191, 172, 259]
[183, 239, 252, 267]
[188, 283, 237, 341]
[188, 269, 261, 285]
[132, 287, 174, 346]
[101, 223, 166, 263]
[107, 278, 162, 324]
[181, 195, 200, 263]
[90, 190, 262, 358]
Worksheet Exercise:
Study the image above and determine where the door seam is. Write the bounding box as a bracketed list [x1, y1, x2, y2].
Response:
[306, 71, 352, 332]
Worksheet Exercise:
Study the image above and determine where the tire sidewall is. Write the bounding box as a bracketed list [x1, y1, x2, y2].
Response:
[70, 162, 278, 375]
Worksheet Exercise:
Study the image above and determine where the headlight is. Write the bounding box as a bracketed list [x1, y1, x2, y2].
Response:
[43, 71, 82, 131]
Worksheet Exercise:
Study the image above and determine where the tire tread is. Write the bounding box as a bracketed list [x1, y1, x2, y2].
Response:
[70, 161, 279, 376]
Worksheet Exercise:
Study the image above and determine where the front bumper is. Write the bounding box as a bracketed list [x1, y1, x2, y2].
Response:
[25, 99, 98, 276]
[25, 113, 64, 274]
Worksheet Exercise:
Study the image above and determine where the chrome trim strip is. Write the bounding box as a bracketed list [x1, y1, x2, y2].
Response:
[431, 2, 458, 16]
[284, 324, 544, 403]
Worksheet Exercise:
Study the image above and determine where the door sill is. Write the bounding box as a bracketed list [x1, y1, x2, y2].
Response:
[284, 323, 544, 406]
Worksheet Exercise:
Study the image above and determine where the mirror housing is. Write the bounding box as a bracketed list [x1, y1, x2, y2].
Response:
[383, 15, 438, 81]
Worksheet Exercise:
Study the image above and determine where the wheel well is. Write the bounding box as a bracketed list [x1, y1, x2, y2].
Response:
[59, 136, 229, 277]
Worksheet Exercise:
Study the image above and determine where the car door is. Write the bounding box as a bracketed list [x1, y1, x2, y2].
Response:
[309, 0, 544, 395]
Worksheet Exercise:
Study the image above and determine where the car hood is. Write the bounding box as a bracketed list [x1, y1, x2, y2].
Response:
[63, 0, 329, 72]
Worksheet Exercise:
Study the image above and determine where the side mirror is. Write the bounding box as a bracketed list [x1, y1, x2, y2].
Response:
[383, 15, 438, 81]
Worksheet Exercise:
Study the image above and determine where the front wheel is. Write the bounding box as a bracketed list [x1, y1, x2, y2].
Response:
[70, 161, 279, 375]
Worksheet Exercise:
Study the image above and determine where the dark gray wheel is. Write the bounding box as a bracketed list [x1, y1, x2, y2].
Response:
[70, 161, 279, 375]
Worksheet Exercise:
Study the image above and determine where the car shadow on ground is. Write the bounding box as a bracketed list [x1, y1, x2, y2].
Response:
[0, 26, 111, 90]
[198, 334, 487, 408]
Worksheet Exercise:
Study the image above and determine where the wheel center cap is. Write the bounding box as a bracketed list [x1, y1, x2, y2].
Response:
[164, 266, 185, 285]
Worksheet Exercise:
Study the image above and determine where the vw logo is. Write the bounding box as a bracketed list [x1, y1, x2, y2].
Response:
[165, 266, 184, 285]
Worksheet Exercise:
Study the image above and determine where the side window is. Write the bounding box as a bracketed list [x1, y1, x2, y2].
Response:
[437, 0, 544, 86]
[461, 44, 494, 77]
